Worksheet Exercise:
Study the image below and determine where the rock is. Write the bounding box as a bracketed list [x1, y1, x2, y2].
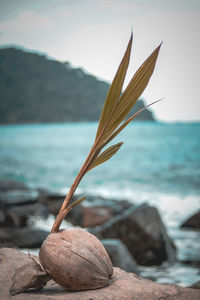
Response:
[0, 184, 48, 227]
[102, 239, 139, 274]
[181, 210, 200, 230]
[38, 192, 133, 227]
[0, 240, 17, 248]
[77, 196, 133, 227]
[0, 188, 47, 227]
[81, 206, 113, 227]
[90, 203, 176, 266]
[37, 190, 64, 214]
[0, 227, 49, 248]
[0, 178, 29, 192]
[180, 259, 200, 268]
[0, 209, 5, 225]
[0, 189, 38, 207]
[38, 191, 83, 225]
[0, 248, 200, 299]
[83, 195, 133, 215]
[79, 196, 133, 227]
[189, 281, 200, 290]
[4, 203, 48, 227]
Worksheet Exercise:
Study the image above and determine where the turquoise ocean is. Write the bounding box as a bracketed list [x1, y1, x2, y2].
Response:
[0, 121, 200, 286]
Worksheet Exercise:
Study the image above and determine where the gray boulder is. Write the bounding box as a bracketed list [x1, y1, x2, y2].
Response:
[189, 281, 200, 290]
[0, 188, 47, 227]
[0, 189, 38, 207]
[0, 178, 29, 192]
[0, 210, 5, 225]
[90, 203, 176, 266]
[4, 202, 48, 227]
[0, 227, 49, 248]
[102, 239, 138, 274]
[181, 210, 200, 230]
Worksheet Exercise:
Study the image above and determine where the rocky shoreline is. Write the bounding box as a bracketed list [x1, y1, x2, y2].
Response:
[0, 247, 199, 299]
[0, 178, 199, 298]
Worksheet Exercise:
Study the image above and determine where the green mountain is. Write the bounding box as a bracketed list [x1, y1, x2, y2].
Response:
[0, 47, 155, 124]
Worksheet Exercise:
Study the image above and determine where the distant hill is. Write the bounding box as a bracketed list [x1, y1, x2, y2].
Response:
[0, 47, 155, 124]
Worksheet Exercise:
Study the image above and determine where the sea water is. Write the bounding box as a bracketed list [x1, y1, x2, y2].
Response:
[0, 121, 200, 286]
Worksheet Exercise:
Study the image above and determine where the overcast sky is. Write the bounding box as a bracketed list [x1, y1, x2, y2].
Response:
[0, 0, 199, 122]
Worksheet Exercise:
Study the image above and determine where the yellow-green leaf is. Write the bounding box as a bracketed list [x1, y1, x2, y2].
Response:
[87, 142, 123, 172]
[99, 99, 163, 148]
[105, 43, 162, 137]
[57, 196, 86, 225]
[95, 32, 133, 140]
[66, 196, 86, 212]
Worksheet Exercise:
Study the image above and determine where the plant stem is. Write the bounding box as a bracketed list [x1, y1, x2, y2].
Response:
[51, 140, 101, 232]
[51, 94, 125, 233]
[51, 183, 77, 233]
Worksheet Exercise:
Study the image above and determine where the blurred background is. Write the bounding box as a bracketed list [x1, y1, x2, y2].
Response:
[0, 0, 199, 288]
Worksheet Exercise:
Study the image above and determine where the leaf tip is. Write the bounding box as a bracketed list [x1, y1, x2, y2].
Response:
[130, 28, 133, 40]
[157, 41, 163, 52]
[128, 30, 133, 48]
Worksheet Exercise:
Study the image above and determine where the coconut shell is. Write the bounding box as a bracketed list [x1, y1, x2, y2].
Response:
[39, 228, 113, 290]
[10, 259, 50, 295]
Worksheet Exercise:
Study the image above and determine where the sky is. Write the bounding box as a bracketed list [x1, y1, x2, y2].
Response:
[0, 0, 200, 122]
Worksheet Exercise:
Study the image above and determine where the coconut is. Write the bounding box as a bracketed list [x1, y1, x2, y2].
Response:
[39, 228, 113, 290]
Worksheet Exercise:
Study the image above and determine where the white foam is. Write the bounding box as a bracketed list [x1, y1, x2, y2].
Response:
[74, 186, 200, 229]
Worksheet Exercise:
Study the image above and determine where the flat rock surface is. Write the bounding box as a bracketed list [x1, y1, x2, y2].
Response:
[0, 248, 200, 299]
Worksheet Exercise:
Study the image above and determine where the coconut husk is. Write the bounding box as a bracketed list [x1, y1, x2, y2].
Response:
[39, 228, 113, 290]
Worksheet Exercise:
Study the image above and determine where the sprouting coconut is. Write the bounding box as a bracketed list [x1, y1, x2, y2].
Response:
[10, 32, 162, 294]
[39, 228, 113, 290]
